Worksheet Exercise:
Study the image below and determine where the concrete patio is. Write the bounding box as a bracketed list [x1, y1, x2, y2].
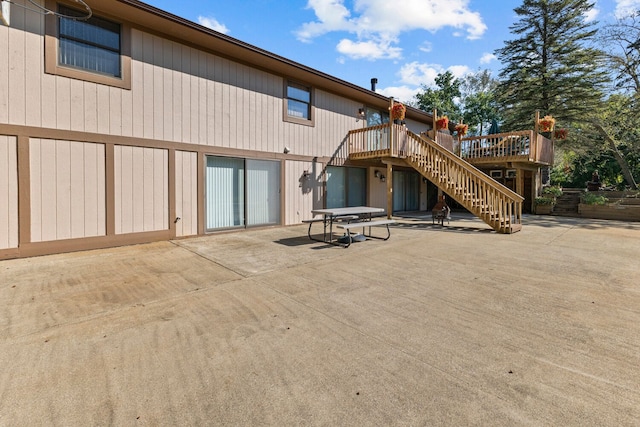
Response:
[1, 214, 639, 426]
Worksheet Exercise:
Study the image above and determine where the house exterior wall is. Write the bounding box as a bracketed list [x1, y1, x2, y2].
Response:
[174, 150, 198, 237]
[2, 6, 360, 159]
[284, 160, 323, 226]
[29, 138, 106, 242]
[0, 135, 18, 250]
[114, 146, 169, 234]
[0, 1, 432, 259]
[368, 169, 388, 210]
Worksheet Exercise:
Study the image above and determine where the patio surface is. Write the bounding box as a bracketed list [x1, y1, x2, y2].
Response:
[1, 214, 639, 426]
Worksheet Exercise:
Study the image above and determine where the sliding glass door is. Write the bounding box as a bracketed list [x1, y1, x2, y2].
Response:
[326, 166, 366, 208]
[246, 159, 280, 226]
[392, 170, 420, 212]
[206, 157, 244, 229]
[206, 156, 280, 230]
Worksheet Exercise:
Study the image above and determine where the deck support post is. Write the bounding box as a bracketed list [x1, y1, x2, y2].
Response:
[386, 163, 393, 219]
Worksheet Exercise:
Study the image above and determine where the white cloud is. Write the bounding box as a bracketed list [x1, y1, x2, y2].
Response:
[197, 16, 230, 34]
[297, 0, 353, 41]
[376, 61, 473, 102]
[377, 85, 421, 103]
[336, 38, 402, 60]
[448, 65, 471, 78]
[583, 6, 599, 22]
[295, 0, 487, 60]
[398, 61, 470, 87]
[419, 41, 433, 53]
[480, 52, 496, 64]
[615, 0, 640, 18]
[398, 62, 443, 86]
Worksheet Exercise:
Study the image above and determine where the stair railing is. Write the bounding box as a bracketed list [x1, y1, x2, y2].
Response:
[398, 128, 523, 233]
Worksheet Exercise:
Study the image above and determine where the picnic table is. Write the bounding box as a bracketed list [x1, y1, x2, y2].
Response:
[305, 206, 395, 247]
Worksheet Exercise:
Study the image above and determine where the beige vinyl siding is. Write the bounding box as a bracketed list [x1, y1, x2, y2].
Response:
[405, 118, 430, 136]
[284, 160, 321, 225]
[368, 168, 388, 210]
[114, 146, 168, 234]
[0, 22, 7, 125]
[3, 10, 362, 158]
[0, 136, 18, 249]
[29, 139, 106, 242]
[175, 151, 198, 237]
[6, 4, 28, 126]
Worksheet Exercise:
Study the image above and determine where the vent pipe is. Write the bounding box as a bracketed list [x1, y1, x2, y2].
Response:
[370, 78, 378, 92]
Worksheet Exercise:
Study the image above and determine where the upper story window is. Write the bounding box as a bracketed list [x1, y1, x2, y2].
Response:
[365, 107, 389, 127]
[45, 1, 131, 89]
[284, 81, 314, 126]
[58, 5, 121, 77]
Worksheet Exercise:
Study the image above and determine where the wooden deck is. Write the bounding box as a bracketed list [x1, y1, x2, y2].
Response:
[459, 130, 554, 166]
[347, 124, 525, 233]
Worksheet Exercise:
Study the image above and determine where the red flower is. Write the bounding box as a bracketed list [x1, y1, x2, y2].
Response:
[391, 103, 406, 120]
[436, 116, 449, 130]
[538, 115, 556, 133]
[554, 128, 568, 139]
[454, 123, 468, 136]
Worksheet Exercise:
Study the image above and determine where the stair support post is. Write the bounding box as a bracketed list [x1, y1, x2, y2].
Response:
[386, 163, 393, 219]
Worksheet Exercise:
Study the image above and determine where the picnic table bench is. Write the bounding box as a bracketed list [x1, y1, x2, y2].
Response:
[336, 219, 396, 247]
[306, 206, 393, 247]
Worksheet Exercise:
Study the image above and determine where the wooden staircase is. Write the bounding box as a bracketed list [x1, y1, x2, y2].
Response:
[349, 124, 523, 233]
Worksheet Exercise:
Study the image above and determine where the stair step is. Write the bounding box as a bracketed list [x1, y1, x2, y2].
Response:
[403, 142, 522, 234]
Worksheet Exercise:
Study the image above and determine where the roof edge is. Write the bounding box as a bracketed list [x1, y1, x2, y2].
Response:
[114, 0, 431, 120]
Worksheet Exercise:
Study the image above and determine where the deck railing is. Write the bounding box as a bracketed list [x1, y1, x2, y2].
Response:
[349, 124, 455, 157]
[347, 124, 524, 233]
[459, 130, 554, 165]
[404, 130, 523, 233]
[348, 124, 392, 157]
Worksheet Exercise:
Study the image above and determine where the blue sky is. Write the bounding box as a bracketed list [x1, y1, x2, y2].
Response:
[143, 0, 640, 103]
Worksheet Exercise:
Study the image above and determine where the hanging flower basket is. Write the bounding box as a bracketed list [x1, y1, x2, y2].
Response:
[436, 116, 449, 130]
[391, 103, 406, 120]
[554, 128, 568, 139]
[454, 123, 468, 136]
[538, 115, 556, 133]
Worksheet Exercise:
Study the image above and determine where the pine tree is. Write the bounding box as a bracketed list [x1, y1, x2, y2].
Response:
[496, 0, 607, 130]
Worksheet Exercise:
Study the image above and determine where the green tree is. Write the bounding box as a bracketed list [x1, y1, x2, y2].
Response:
[414, 71, 461, 118]
[551, 92, 640, 189]
[495, 0, 607, 130]
[590, 95, 639, 189]
[590, 13, 640, 189]
[601, 13, 640, 93]
[459, 70, 501, 135]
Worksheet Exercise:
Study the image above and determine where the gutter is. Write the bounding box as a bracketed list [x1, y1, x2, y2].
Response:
[113, 0, 430, 121]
